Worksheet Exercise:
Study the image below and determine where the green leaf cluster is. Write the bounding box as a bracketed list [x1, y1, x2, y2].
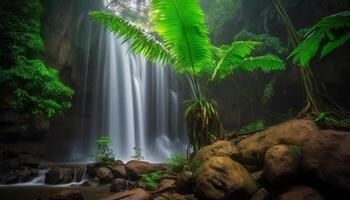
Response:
[140, 171, 162, 190]
[130, 147, 144, 161]
[239, 120, 266, 135]
[0, 0, 74, 121]
[166, 154, 188, 173]
[289, 11, 350, 67]
[0, 60, 74, 119]
[92, 136, 116, 165]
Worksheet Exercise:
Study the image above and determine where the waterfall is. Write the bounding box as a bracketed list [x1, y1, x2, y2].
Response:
[90, 31, 188, 162]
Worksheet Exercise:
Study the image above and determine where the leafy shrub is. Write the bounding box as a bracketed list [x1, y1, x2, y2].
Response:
[92, 136, 116, 165]
[166, 154, 188, 173]
[0, 0, 74, 122]
[140, 171, 162, 190]
[0, 59, 74, 119]
[130, 147, 144, 161]
[239, 120, 266, 134]
[261, 78, 276, 106]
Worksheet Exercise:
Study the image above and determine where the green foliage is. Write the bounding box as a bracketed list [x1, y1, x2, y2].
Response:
[288, 145, 303, 158]
[89, 11, 169, 64]
[0, 60, 74, 119]
[239, 120, 266, 134]
[92, 136, 116, 165]
[314, 112, 350, 128]
[91, 0, 285, 151]
[0, 0, 74, 122]
[289, 11, 350, 67]
[201, 0, 242, 42]
[130, 147, 144, 161]
[0, 0, 44, 65]
[185, 98, 221, 152]
[140, 171, 162, 190]
[209, 41, 285, 79]
[261, 78, 276, 106]
[235, 29, 288, 54]
[166, 154, 188, 173]
[150, 0, 212, 74]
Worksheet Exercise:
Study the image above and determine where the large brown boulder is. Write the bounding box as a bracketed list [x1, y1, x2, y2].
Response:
[96, 167, 114, 184]
[111, 165, 127, 179]
[277, 186, 325, 200]
[110, 178, 127, 192]
[196, 156, 258, 200]
[176, 171, 193, 194]
[238, 119, 317, 165]
[250, 188, 271, 200]
[101, 188, 150, 200]
[192, 140, 239, 164]
[45, 167, 74, 184]
[125, 160, 155, 180]
[264, 145, 300, 187]
[302, 130, 350, 190]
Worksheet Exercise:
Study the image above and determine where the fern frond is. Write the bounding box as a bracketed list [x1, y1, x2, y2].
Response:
[289, 11, 350, 67]
[211, 41, 261, 79]
[320, 34, 350, 59]
[241, 55, 286, 72]
[150, 0, 212, 73]
[89, 11, 170, 64]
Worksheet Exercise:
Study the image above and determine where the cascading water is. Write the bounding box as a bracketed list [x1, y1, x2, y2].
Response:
[95, 31, 188, 162]
[47, 0, 188, 163]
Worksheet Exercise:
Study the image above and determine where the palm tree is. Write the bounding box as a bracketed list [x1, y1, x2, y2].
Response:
[90, 0, 285, 152]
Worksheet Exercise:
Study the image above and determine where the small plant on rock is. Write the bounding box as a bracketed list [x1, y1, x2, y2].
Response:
[92, 136, 116, 165]
[166, 154, 188, 173]
[140, 171, 162, 190]
[130, 147, 144, 161]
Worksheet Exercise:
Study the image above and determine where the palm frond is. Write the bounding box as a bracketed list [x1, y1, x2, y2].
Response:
[211, 41, 261, 79]
[150, 0, 212, 73]
[89, 11, 170, 64]
[320, 33, 350, 59]
[241, 55, 286, 72]
[289, 11, 350, 67]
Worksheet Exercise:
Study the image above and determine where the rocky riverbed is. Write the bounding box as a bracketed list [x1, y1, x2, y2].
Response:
[1, 119, 350, 200]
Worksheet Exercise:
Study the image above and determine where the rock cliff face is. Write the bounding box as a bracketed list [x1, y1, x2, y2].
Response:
[0, 0, 104, 159]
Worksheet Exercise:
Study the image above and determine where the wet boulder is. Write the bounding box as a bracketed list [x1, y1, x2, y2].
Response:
[45, 167, 74, 184]
[96, 167, 114, 184]
[192, 140, 239, 164]
[110, 178, 127, 192]
[125, 160, 155, 180]
[196, 156, 258, 200]
[277, 185, 325, 200]
[110, 165, 127, 179]
[250, 188, 271, 200]
[176, 171, 193, 194]
[264, 145, 300, 187]
[302, 130, 350, 190]
[238, 119, 317, 165]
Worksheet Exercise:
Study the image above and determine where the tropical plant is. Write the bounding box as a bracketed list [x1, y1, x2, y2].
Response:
[289, 11, 350, 67]
[92, 136, 116, 165]
[90, 0, 285, 153]
[166, 154, 188, 173]
[185, 99, 221, 152]
[130, 147, 144, 160]
[0, 0, 74, 123]
[272, 0, 349, 127]
[140, 171, 162, 190]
